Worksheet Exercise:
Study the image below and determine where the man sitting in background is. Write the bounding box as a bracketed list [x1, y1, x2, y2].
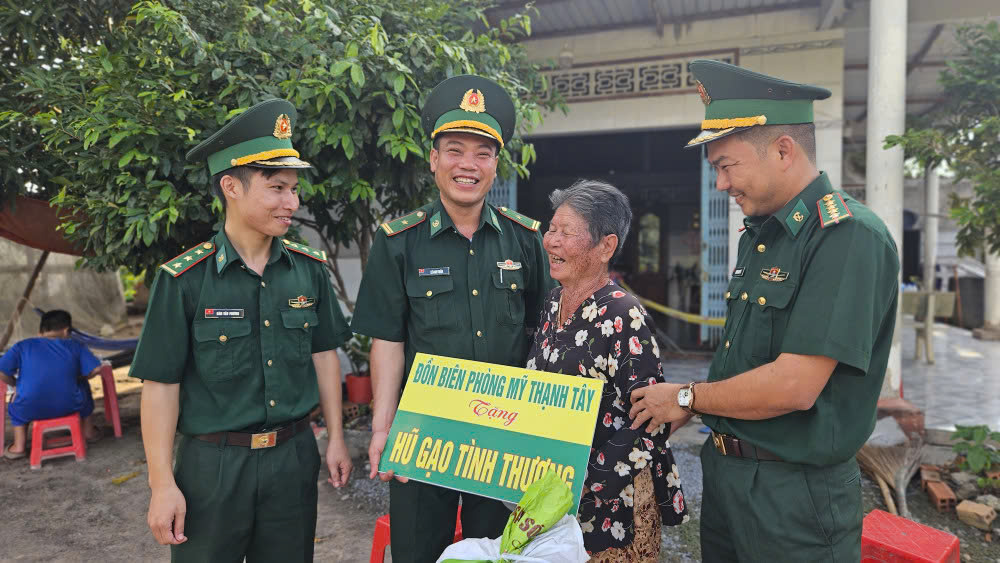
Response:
[1, 309, 103, 459]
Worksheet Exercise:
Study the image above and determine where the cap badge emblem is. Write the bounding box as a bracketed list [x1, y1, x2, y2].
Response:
[460, 89, 486, 113]
[695, 80, 711, 106]
[273, 114, 292, 139]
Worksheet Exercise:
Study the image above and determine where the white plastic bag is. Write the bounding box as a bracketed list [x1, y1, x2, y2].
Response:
[436, 515, 588, 563]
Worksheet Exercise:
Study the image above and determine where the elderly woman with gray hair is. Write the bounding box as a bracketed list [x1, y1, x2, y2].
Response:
[525, 179, 687, 561]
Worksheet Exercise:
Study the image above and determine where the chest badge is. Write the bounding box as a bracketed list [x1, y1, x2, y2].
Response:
[497, 259, 522, 271]
[760, 267, 789, 282]
[288, 295, 316, 308]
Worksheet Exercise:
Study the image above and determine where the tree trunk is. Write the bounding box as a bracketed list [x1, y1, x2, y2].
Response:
[0, 250, 50, 350]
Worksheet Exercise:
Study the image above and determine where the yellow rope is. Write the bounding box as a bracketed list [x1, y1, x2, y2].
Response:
[618, 281, 726, 327]
[701, 115, 767, 129]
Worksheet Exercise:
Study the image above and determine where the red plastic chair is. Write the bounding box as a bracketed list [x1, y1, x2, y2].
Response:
[30, 413, 87, 469]
[98, 363, 123, 438]
[370, 505, 463, 563]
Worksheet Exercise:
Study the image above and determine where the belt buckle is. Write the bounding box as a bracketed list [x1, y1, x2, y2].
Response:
[712, 432, 727, 456]
[251, 431, 277, 449]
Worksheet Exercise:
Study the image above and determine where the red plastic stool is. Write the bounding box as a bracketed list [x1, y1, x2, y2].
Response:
[29, 413, 87, 470]
[370, 505, 463, 563]
[862, 509, 960, 562]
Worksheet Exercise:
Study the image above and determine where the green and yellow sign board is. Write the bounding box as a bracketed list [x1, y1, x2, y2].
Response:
[379, 353, 604, 513]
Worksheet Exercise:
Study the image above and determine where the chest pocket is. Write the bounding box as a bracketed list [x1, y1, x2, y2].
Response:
[722, 278, 749, 335]
[492, 270, 525, 326]
[281, 309, 320, 358]
[749, 282, 797, 359]
[406, 275, 457, 330]
[192, 318, 253, 382]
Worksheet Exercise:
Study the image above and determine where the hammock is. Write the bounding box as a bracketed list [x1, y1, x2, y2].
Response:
[32, 307, 138, 351]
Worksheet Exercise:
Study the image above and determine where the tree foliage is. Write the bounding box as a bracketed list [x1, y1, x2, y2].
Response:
[1, 0, 557, 306]
[885, 21, 1000, 256]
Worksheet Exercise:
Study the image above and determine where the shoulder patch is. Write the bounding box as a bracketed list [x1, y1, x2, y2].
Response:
[282, 239, 327, 262]
[160, 242, 216, 277]
[380, 210, 427, 237]
[817, 193, 853, 229]
[496, 206, 541, 232]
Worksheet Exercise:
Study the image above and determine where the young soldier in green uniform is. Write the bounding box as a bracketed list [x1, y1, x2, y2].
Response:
[351, 75, 554, 562]
[132, 99, 354, 562]
[629, 60, 899, 561]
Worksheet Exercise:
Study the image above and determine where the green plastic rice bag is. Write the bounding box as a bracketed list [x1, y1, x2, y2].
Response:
[499, 469, 572, 555]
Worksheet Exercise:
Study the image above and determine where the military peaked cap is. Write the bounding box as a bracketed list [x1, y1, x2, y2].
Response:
[187, 99, 312, 175]
[421, 74, 516, 149]
[685, 59, 831, 148]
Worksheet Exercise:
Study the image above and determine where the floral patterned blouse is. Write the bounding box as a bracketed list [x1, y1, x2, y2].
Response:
[526, 281, 688, 553]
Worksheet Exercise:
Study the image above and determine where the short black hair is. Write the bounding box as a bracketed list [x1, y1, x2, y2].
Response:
[737, 123, 817, 164]
[40, 310, 72, 333]
[432, 133, 499, 155]
[211, 166, 285, 210]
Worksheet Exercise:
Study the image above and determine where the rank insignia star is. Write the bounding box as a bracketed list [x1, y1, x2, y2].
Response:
[401, 220, 408, 225]
[173, 262, 182, 268]
[195, 249, 204, 255]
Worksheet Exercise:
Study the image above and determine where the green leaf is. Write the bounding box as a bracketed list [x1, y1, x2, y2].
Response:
[968, 448, 989, 473]
[159, 185, 173, 202]
[346, 42, 358, 58]
[350, 63, 364, 87]
[101, 58, 113, 73]
[393, 74, 405, 94]
[211, 68, 224, 80]
[392, 108, 403, 129]
[342, 134, 354, 159]
[119, 150, 136, 168]
[331, 60, 351, 76]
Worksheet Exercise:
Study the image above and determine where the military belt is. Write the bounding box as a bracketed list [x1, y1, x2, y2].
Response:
[711, 431, 783, 462]
[193, 416, 311, 449]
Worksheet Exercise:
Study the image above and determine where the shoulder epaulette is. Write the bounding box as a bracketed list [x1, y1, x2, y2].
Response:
[380, 209, 427, 237]
[160, 242, 216, 277]
[496, 206, 540, 232]
[817, 193, 853, 229]
[282, 239, 327, 262]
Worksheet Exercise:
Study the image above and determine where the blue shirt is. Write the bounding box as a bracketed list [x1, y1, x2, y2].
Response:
[0, 337, 101, 418]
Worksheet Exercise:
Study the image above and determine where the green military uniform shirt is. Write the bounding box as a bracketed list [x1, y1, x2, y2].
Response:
[701, 172, 899, 466]
[130, 230, 352, 435]
[351, 198, 554, 379]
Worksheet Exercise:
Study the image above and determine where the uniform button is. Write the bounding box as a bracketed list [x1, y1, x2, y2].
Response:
[757, 244, 766, 253]
[725, 291, 731, 299]
[426, 290, 433, 297]
[469, 249, 475, 255]
[219, 335, 228, 343]
[264, 320, 270, 327]
[261, 281, 267, 287]
[303, 322, 309, 328]
[725, 340, 730, 349]
[269, 400, 276, 407]
[267, 359, 273, 367]
[740, 292, 748, 301]
[758, 296, 767, 306]
[511, 283, 517, 290]
[472, 289, 479, 296]
[476, 330, 482, 337]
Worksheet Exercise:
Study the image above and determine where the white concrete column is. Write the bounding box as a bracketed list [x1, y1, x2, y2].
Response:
[864, 0, 907, 397]
[986, 244, 1000, 329]
[728, 198, 745, 276]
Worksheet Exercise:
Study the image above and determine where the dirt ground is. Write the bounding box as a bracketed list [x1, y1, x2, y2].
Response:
[4, 390, 1000, 562]
[0, 391, 384, 562]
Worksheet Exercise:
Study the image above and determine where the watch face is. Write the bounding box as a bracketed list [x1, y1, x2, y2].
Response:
[678, 388, 692, 407]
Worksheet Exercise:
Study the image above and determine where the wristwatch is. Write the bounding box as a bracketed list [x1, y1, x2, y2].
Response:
[677, 382, 698, 415]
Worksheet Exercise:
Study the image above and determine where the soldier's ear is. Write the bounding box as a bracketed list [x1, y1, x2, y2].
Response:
[219, 174, 244, 201]
[429, 147, 439, 173]
[773, 135, 796, 170]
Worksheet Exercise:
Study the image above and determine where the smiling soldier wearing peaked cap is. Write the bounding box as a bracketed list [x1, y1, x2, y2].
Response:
[350, 75, 555, 562]
[629, 60, 899, 561]
[132, 98, 353, 563]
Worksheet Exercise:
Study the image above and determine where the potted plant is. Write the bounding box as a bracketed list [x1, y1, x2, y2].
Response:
[344, 332, 373, 404]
